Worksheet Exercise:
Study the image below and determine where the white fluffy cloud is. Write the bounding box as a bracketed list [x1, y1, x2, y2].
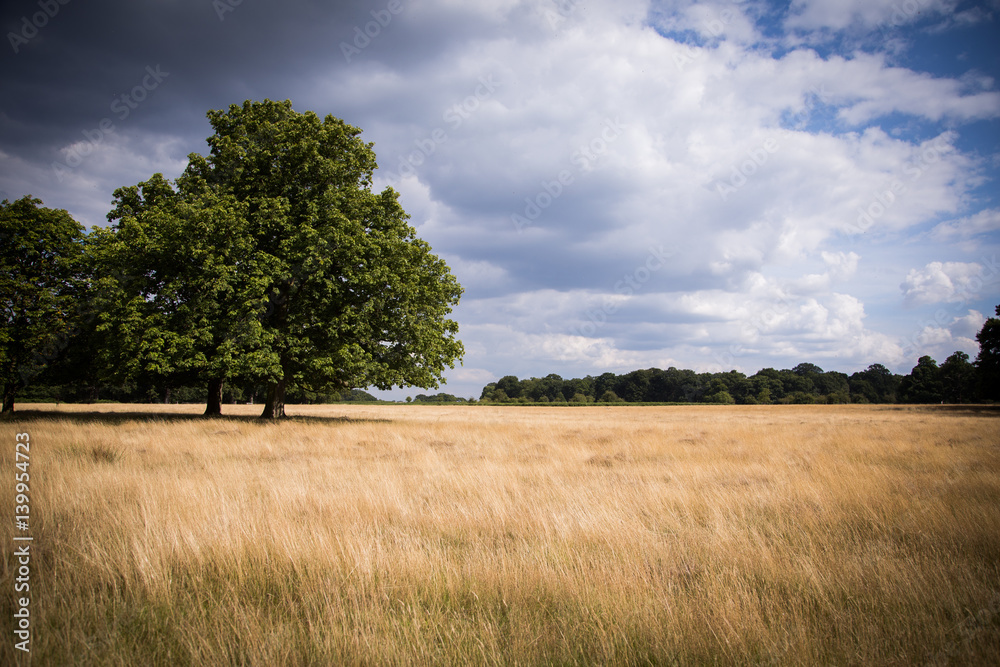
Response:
[930, 208, 1000, 244]
[900, 261, 985, 305]
[897, 308, 985, 364]
[2, 134, 188, 231]
[348, 0, 998, 396]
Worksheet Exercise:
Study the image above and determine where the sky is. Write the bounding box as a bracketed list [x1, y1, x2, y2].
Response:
[2, 0, 999, 400]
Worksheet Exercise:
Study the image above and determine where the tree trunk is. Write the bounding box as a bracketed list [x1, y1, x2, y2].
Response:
[205, 377, 224, 416]
[261, 378, 287, 419]
[2, 384, 16, 414]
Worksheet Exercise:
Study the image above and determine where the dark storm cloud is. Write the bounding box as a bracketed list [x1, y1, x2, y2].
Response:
[0, 0, 538, 180]
[0, 0, 393, 161]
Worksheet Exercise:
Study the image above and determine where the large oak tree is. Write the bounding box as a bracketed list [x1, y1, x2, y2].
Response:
[129, 99, 464, 417]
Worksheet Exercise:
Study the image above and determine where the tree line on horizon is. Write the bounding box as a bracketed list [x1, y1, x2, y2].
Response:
[1, 100, 464, 417]
[478, 322, 1000, 405]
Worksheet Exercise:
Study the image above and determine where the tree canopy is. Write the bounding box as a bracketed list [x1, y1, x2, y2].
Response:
[90, 173, 271, 414]
[178, 100, 463, 417]
[89, 99, 464, 417]
[975, 305, 1000, 400]
[1, 196, 86, 412]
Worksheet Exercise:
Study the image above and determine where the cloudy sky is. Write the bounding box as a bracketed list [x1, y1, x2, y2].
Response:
[2, 0, 999, 399]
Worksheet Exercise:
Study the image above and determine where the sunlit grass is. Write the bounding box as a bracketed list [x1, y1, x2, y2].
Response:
[2, 404, 999, 665]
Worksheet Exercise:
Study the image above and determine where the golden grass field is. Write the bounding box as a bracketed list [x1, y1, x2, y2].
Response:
[2, 403, 999, 665]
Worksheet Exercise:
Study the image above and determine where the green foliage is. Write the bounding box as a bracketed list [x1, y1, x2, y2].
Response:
[849, 363, 899, 403]
[182, 99, 463, 417]
[940, 351, 975, 403]
[899, 356, 944, 404]
[599, 390, 623, 403]
[0, 196, 86, 412]
[473, 355, 985, 406]
[781, 391, 822, 405]
[975, 305, 1000, 400]
[495, 375, 522, 399]
[339, 389, 380, 402]
[89, 174, 270, 408]
[705, 390, 735, 404]
[478, 382, 497, 401]
[412, 392, 466, 404]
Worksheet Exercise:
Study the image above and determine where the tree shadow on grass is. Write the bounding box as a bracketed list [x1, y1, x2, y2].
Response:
[4, 408, 392, 427]
[877, 404, 1000, 417]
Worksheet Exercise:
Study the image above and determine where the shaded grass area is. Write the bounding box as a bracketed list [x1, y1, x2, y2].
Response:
[4, 409, 391, 429]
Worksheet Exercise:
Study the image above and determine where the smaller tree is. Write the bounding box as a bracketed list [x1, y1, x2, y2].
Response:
[90, 174, 271, 415]
[792, 362, 823, 376]
[974, 305, 1000, 401]
[939, 351, 976, 403]
[1, 197, 86, 413]
[856, 363, 900, 403]
[599, 390, 623, 403]
[495, 375, 522, 400]
[849, 376, 876, 403]
[705, 389, 736, 404]
[479, 382, 498, 401]
[899, 356, 943, 404]
[849, 364, 900, 403]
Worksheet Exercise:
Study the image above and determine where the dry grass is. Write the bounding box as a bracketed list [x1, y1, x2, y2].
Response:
[2, 403, 999, 665]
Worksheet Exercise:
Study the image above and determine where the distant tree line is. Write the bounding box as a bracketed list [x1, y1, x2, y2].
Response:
[407, 392, 470, 404]
[479, 312, 1000, 405]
